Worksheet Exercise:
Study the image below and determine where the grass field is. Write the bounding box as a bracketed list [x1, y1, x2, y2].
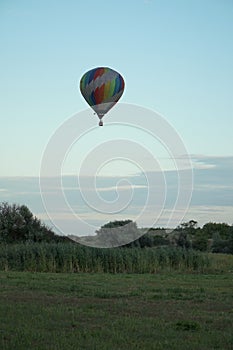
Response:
[0, 270, 233, 349]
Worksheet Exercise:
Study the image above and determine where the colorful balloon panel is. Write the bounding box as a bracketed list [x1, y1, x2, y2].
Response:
[80, 67, 125, 119]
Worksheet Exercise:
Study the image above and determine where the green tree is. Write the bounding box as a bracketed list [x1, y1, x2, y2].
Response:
[211, 231, 232, 254]
[0, 202, 30, 243]
[97, 219, 133, 230]
[0, 202, 60, 243]
[192, 232, 208, 251]
[175, 220, 198, 249]
[179, 220, 198, 235]
[176, 231, 192, 249]
[202, 222, 231, 239]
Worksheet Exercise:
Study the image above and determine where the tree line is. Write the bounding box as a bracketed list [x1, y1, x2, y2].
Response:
[0, 202, 233, 254]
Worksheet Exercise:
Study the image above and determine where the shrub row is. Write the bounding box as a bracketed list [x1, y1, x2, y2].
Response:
[0, 243, 210, 273]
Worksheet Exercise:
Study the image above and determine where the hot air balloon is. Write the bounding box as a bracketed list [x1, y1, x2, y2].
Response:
[80, 67, 125, 126]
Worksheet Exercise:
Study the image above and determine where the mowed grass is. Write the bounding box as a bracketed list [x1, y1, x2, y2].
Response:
[0, 271, 233, 349]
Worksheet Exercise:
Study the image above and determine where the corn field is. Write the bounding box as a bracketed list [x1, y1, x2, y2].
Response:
[0, 243, 211, 273]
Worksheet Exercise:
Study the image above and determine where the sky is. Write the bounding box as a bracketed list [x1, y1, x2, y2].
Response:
[0, 0, 233, 237]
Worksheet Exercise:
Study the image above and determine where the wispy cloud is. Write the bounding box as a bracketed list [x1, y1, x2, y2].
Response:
[1, 155, 233, 235]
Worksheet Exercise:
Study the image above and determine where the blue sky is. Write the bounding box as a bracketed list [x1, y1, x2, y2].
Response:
[1, 0, 233, 235]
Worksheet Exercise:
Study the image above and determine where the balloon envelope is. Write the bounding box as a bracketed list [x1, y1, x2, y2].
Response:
[80, 67, 125, 124]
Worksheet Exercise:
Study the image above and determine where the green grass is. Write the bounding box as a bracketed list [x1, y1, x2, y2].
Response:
[208, 253, 233, 273]
[0, 271, 233, 349]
